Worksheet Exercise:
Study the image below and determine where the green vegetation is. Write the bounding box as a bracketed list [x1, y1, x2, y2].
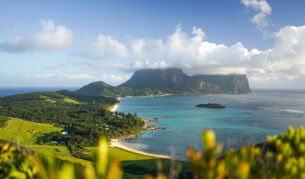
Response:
[0, 116, 157, 169]
[76, 81, 133, 97]
[3, 126, 305, 178]
[0, 116, 9, 127]
[45, 98, 56, 103]
[0, 91, 144, 160]
[76, 68, 251, 97]
[28, 145, 92, 166]
[63, 97, 80, 104]
[0, 139, 123, 179]
[188, 126, 305, 178]
[0, 117, 62, 145]
[0, 138, 191, 179]
[0, 117, 92, 166]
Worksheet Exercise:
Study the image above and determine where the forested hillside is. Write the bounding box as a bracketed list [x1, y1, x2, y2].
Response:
[0, 91, 145, 159]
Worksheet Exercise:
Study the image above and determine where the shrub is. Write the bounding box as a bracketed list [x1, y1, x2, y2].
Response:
[0, 138, 122, 179]
[3, 126, 305, 178]
[188, 126, 305, 179]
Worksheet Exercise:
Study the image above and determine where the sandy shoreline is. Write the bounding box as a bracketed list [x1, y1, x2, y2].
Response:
[109, 139, 171, 159]
[110, 97, 171, 159]
[110, 97, 121, 112]
[110, 104, 118, 112]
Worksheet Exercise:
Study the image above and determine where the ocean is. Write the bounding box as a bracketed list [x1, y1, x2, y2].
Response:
[1, 87, 305, 160]
[0, 87, 78, 98]
[117, 89, 305, 160]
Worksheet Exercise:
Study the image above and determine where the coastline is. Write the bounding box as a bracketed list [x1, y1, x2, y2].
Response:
[123, 93, 175, 98]
[109, 139, 171, 159]
[109, 97, 171, 159]
[109, 97, 121, 112]
[110, 104, 118, 112]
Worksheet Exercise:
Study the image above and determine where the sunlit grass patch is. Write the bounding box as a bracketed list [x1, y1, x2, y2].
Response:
[0, 117, 62, 145]
[63, 98, 80, 104]
[28, 144, 91, 166]
[45, 99, 56, 103]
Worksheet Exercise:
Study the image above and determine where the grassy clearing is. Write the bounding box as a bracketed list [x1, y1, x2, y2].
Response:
[0, 117, 62, 145]
[28, 145, 91, 166]
[45, 99, 56, 103]
[63, 98, 80, 104]
[40, 95, 48, 99]
[0, 117, 90, 166]
[40, 95, 56, 103]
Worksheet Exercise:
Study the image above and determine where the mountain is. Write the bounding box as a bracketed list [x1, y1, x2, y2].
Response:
[76, 68, 251, 96]
[75, 81, 133, 97]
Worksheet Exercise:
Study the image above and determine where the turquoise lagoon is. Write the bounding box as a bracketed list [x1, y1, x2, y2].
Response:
[117, 90, 305, 160]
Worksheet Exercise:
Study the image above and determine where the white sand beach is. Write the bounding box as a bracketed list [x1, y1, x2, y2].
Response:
[110, 104, 118, 112]
[110, 139, 171, 159]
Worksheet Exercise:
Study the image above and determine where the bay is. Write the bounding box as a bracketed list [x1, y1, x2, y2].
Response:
[117, 90, 305, 160]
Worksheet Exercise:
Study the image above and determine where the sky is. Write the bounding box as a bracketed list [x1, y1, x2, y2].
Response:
[1, 0, 305, 89]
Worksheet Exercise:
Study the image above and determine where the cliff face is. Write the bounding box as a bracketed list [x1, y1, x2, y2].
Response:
[119, 68, 251, 94]
[192, 74, 251, 93]
[77, 68, 251, 97]
[118, 68, 191, 90]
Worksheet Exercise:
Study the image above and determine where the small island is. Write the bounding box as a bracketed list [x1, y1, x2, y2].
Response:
[195, 103, 226, 109]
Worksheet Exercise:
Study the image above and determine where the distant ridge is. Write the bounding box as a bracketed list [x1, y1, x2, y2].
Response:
[76, 68, 251, 97]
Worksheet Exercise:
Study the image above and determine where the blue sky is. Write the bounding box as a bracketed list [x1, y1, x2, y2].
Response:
[1, 0, 305, 88]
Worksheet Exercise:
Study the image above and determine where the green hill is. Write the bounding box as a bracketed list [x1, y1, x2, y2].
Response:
[75, 81, 133, 97]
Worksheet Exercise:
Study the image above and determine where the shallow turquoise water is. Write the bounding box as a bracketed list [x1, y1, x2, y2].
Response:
[117, 90, 305, 160]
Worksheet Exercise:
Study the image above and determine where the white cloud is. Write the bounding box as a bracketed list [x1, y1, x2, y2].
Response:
[130, 25, 305, 87]
[101, 73, 130, 85]
[125, 25, 258, 75]
[25, 72, 129, 86]
[0, 20, 73, 53]
[130, 39, 145, 59]
[241, 0, 272, 27]
[73, 25, 305, 88]
[79, 34, 128, 59]
[33, 20, 73, 51]
[247, 25, 305, 79]
[67, 59, 130, 71]
[35, 73, 54, 78]
[27, 73, 97, 81]
[58, 74, 97, 80]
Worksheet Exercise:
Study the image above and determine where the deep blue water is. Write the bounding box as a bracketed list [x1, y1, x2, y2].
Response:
[0, 87, 78, 98]
[117, 90, 305, 160]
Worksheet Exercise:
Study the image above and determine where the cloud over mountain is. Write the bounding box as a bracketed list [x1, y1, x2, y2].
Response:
[73, 24, 305, 87]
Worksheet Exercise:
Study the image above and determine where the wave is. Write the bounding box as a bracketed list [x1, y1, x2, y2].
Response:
[258, 107, 304, 114]
[283, 109, 304, 114]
